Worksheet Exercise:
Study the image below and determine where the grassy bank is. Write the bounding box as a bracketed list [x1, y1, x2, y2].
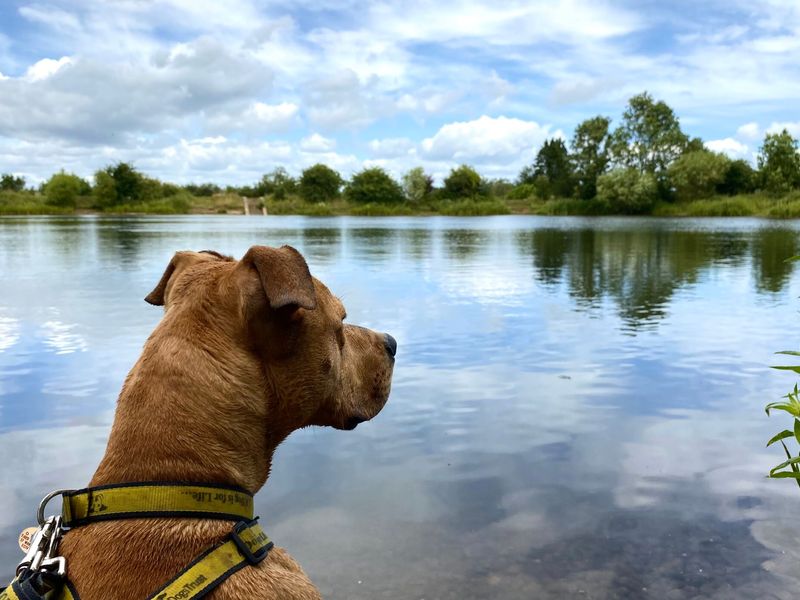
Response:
[3, 189, 800, 218]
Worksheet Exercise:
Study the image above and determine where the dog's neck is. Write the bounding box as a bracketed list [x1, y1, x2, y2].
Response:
[91, 314, 286, 493]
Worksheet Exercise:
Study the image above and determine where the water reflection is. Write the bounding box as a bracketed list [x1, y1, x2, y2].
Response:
[1, 216, 800, 599]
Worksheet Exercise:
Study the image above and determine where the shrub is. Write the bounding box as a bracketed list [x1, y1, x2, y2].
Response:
[443, 165, 483, 199]
[93, 170, 117, 207]
[507, 183, 537, 200]
[44, 171, 87, 208]
[668, 150, 730, 201]
[0, 173, 26, 192]
[718, 159, 757, 196]
[402, 167, 433, 204]
[596, 168, 658, 214]
[759, 129, 800, 196]
[346, 167, 405, 204]
[299, 164, 343, 202]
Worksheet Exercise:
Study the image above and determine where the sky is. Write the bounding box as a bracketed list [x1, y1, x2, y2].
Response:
[0, 0, 799, 186]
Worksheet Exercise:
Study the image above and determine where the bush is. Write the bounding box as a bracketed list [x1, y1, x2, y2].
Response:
[668, 150, 730, 201]
[299, 164, 343, 202]
[443, 165, 483, 199]
[93, 170, 117, 207]
[507, 183, 537, 200]
[596, 168, 658, 214]
[257, 167, 297, 200]
[346, 167, 405, 204]
[759, 129, 800, 196]
[718, 159, 757, 196]
[183, 183, 221, 197]
[402, 167, 433, 204]
[1, 174, 26, 192]
[435, 198, 510, 216]
[44, 171, 87, 208]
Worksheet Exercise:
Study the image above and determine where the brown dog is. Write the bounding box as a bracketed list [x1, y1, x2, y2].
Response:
[58, 245, 396, 599]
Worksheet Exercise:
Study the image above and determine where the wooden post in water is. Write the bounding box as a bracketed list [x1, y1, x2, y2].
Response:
[242, 197, 250, 215]
[262, 205, 268, 216]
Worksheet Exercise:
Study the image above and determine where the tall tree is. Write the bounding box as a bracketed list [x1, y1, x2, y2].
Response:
[758, 129, 800, 196]
[610, 92, 688, 177]
[519, 138, 574, 198]
[571, 116, 611, 200]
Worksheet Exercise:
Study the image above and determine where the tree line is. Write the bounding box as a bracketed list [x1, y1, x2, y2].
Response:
[2, 92, 799, 214]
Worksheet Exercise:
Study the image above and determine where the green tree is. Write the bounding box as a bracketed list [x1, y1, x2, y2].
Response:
[758, 129, 800, 196]
[610, 92, 689, 179]
[106, 162, 144, 203]
[346, 167, 405, 204]
[93, 170, 117, 207]
[597, 168, 658, 214]
[571, 116, 611, 200]
[667, 150, 730, 201]
[184, 183, 221, 197]
[717, 159, 757, 196]
[44, 171, 87, 208]
[0, 173, 25, 192]
[258, 167, 297, 200]
[519, 138, 574, 198]
[402, 167, 433, 204]
[443, 165, 483, 199]
[299, 164, 343, 202]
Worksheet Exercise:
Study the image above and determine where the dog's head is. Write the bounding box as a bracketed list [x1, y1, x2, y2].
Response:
[144, 245, 395, 434]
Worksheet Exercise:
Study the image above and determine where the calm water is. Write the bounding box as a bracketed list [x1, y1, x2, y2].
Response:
[2, 215, 800, 599]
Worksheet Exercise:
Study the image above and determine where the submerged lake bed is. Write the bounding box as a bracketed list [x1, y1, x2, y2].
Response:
[1, 215, 800, 599]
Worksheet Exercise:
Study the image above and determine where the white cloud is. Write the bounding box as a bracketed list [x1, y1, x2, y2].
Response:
[706, 137, 749, 159]
[737, 122, 761, 141]
[767, 121, 800, 137]
[24, 56, 72, 81]
[368, 138, 414, 158]
[421, 116, 559, 163]
[300, 133, 336, 153]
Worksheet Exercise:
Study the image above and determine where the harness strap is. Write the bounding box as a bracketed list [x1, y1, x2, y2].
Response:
[61, 483, 254, 527]
[3, 520, 271, 600]
[146, 519, 272, 600]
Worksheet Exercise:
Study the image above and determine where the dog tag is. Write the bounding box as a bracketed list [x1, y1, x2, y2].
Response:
[18, 527, 38, 553]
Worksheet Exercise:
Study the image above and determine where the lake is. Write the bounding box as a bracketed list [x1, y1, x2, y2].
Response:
[1, 215, 800, 599]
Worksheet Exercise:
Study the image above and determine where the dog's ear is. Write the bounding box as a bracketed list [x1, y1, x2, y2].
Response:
[144, 251, 198, 306]
[240, 245, 316, 311]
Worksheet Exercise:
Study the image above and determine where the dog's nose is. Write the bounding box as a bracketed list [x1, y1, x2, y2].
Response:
[384, 333, 397, 358]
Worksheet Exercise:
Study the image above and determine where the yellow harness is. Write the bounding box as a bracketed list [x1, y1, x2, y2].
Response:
[1, 483, 273, 600]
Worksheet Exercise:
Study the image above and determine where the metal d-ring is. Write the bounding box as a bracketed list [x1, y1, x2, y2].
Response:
[37, 489, 73, 526]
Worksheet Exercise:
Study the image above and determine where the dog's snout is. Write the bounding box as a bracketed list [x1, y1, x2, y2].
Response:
[383, 333, 397, 358]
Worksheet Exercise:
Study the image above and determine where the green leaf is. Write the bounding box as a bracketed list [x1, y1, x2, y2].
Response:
[771, 366, 800, 374]
[776, 351, 800, 356]
[769, 455, 800, 476]
[795, 419, 800, 446]
[767, 429, 795, 446]
[768, 471, 800, 479]
[765, 402, 800, 417]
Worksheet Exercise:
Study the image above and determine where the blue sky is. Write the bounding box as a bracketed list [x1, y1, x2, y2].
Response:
[0, 0, 798, 185]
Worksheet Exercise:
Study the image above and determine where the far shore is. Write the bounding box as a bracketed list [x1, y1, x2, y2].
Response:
[3, 191, 800, 219]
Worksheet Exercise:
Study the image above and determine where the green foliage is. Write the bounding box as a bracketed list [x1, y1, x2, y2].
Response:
[44, 171, 87, 208]
[610, 92, 689, 180]
[486, 178, 514, 198]
[507, 183, 536, 200]
[107, 162, 144, 203]
[443, 165, 483, 199]
[346, 167, 405, 204]
[183, 183, 221, 197]
[402, 167, 433, 204]
[766, 343, 800, 487]
[435, 198, 510, 216]
[299, 164, 343, 202]
[596, 168, 658, 214]
[758, 129, 800, 196]
[668, 150, 730, 201]
[104, 193, 192, 214]
[571, 116, 611, 200]
[519, 138, 574, 198]
[718, 159, 757, 196]
[1, 173, 26, 192]
[531, 197, 611, 216]
[258, 167, 296, 200]
[92, 170, 117, 207]
[350, 202, 416, 216]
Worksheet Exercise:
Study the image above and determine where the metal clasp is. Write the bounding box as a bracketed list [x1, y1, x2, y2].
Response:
[16, 487, 72, 580]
